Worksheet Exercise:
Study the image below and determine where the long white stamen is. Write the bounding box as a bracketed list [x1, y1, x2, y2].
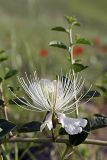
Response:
[14, 71, 90, 117]
[18, 77, 50, 111]
[11, 71, 91, 135]
[10, 89, 47, 111]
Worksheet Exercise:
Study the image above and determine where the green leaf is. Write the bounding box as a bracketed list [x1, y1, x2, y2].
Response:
[4, 69, 18, 79]
[73, 22, 81, 26]
[49, 41, 68, 50]
[0, 99, 4, 107]
[7, 86, 14, 92]
[18, 121, 42, 133]
[97, 85, 107, 93]
[0, 56, 8, 62]
[69, 118, 90, 146]
[59, 127, 67, 135]
[76, 38, 91, 45]
[83, 90, 101, 99]
[9, 98, 27, 105]
[0, 50, 5, 54]
[75, 59, 81, 63]
[51, 26, 67, 32]
[0, 119, 16, 138]
[0, 77, 3, 83]
[90, 114, 107, 130]
[73, 63, 88, 73]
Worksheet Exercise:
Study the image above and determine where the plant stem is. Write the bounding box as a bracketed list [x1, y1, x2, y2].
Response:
[51, 129, 55, 141]
[69, 26, 78, 118]
[0, 82, 13, 137]
[0, 145, 3, 160]
[61, 145, 71, 160]
[1, 138, 107, 146]
[0, 83, 7, 119]
[15, 143, 18, 160]
[1, 144, 11, 160]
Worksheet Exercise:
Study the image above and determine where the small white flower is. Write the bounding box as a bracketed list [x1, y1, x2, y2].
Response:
[13, 71, 88, 135]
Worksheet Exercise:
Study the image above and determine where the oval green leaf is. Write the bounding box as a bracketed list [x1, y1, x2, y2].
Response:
[97, 85, 107, 93]
[83, 90, 101, 99]
[18, 121, 42, 133]
[4, 69, 18, 79]
[0, 119, 16, 138]
[9, 98, 27, 105]
[0, 99, 4, 107]
[76, 38, 91, 45]
[90, 114, 107, 130]
[73, 63, 88, 73]
[0, 77, 3, 83]
[59, 127, 67, 135]
[0, 56, 8, 62]
[51, 26, 67, 32]
[0, 50, 5, 54]
[49, 41, 68, 50]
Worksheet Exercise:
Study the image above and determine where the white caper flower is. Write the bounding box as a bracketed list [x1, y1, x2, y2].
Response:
[13, 71, 87, 135]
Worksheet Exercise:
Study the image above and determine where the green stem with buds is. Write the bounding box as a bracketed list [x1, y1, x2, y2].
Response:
[68, 26, 78, 118]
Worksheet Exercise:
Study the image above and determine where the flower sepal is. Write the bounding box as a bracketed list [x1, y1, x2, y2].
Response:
[40, 112, 58, 132]
[40, 112, 53, 132]
[52, 113, 59, 129]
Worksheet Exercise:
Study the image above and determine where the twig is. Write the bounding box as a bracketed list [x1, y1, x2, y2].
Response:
[0, 82, 9, 121]
[0, 82, 13, 137]
[0, 138, 107, 146]
[61, 145, 71, 160]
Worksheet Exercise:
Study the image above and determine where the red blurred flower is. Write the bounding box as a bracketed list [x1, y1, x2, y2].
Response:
[73, 46, 83, 56]
[39, 49, 48, 57]
[92, 37, 101, 46]
[92, 37, 107, 53]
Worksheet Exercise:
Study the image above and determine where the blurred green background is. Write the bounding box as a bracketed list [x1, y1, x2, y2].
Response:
[0, 0, 107, 78]
[0, 1, 107, 159]
[0, 0, 107, 97]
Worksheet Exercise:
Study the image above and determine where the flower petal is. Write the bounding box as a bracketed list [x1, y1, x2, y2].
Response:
[57, 113, 87, 135]
[40, 112, 53, 131]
